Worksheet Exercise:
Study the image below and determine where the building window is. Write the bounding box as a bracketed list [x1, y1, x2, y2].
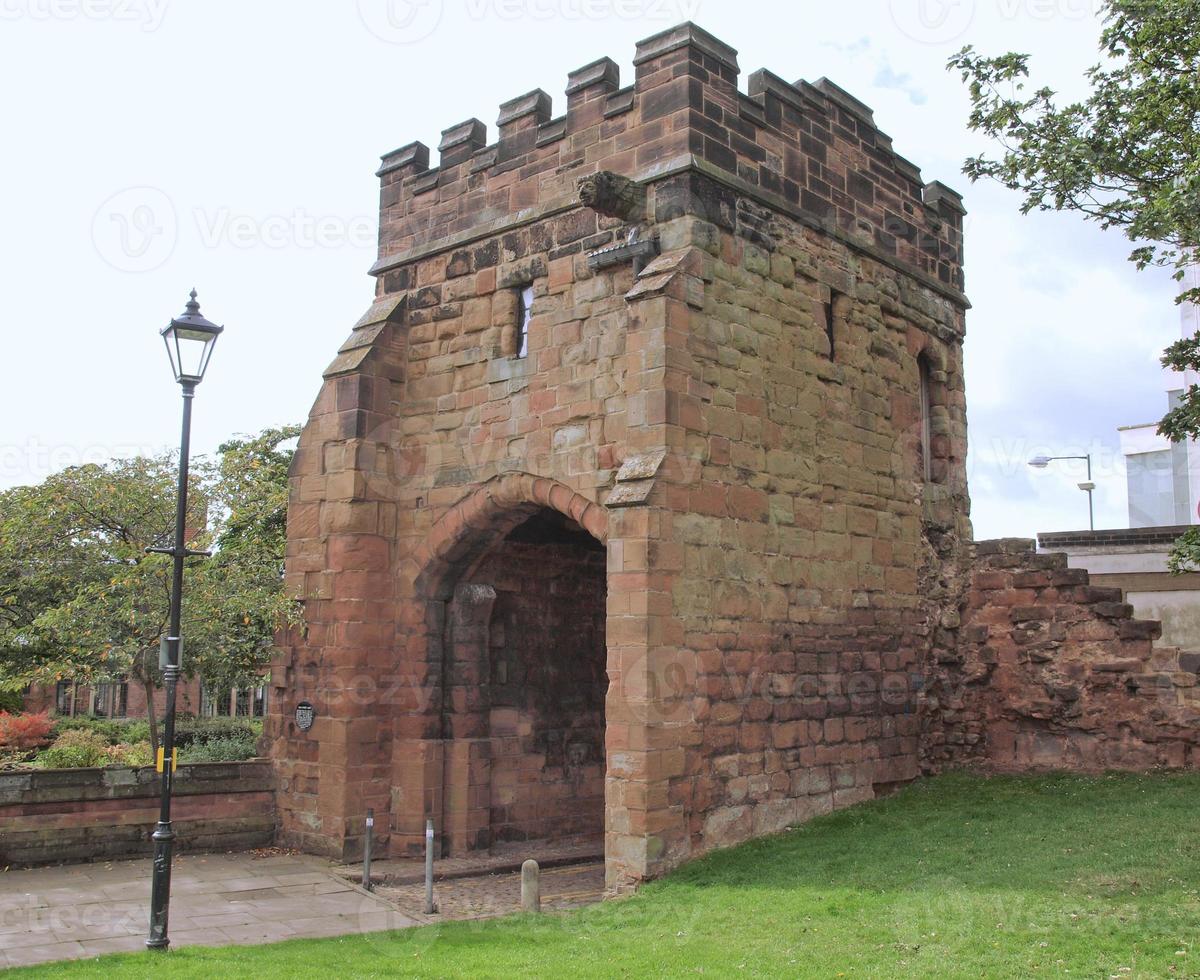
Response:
[918, 352, 933, 483]
[55, 680, 74, 715]
[113, 679, 128, 718]
[201, 684, 234, 718]
[823, 297, 836, 359]
[515, 284, 533, 359]
[252, 686, 267, 718]
[92, 683, 111, 718]
[823, 291, 849, 360]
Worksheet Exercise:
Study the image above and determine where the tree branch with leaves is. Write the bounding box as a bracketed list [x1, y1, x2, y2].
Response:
[950, 0, 1200, 563]
[0, 426, 302, 748]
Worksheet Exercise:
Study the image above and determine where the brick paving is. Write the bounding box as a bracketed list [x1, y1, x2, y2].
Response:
[382, 862, 605, 920]
[331, 835, 603, 886]
[0, 852, 417, 969]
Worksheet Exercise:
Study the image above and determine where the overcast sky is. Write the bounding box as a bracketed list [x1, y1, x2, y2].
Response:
[0, 0, 1182, 540]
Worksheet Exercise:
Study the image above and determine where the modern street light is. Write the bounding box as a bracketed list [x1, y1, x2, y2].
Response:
[1028, 453, 1095, 531]
[146, 290, 222, 951]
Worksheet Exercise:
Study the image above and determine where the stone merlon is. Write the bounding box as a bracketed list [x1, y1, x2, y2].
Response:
[371, 22, 967, 297]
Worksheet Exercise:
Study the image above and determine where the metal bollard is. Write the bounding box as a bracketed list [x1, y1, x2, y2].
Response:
[424, 819, 437, 914]
[362, 808, 373, 892]
[521, 859, 541, 913]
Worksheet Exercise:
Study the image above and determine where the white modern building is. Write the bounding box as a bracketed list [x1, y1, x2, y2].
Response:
[1118, 261, 1200, 527]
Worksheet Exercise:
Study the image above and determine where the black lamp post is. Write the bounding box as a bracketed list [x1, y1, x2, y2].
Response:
[146, 289, 223, 951]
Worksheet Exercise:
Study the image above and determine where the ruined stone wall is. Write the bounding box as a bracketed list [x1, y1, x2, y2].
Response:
[924, 538, 1200, 772]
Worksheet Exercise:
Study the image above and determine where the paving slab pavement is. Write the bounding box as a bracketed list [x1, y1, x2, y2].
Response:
[0, 852, 420, 969]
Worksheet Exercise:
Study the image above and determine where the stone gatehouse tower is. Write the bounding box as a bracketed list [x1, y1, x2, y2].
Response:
[269, 22, 974, 889]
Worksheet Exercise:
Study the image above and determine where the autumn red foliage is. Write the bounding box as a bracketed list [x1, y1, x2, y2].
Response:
[0, 711, 55, 750]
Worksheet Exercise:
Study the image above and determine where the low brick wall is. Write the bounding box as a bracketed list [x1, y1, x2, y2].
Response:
[0, 761, 276, 867]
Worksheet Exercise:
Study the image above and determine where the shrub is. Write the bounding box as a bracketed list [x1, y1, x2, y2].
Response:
[35, 729, 111, 769]
[107, 741, 154, 768]
[174, 717, 262, 750]
[179, 733, 259, 763]
[122, 720, 151, 744]
[54, 717, 136, 745]
[0, 711, 55, 750]
[52, 717, 155, 746]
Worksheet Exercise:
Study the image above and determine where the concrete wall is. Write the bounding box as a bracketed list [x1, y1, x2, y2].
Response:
[1127, 590, 1200, 651]
[0, 761, 275, 867]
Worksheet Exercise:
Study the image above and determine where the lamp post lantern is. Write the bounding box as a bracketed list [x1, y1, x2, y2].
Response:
[1028, 453, 1095, 531]
[146, 289, 222, 951]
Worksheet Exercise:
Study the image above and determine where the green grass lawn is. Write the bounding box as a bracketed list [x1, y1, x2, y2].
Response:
[14, 772, 1200, 978]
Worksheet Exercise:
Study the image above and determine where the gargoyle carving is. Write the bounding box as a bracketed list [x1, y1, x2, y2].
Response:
[577, 171, 646, 223]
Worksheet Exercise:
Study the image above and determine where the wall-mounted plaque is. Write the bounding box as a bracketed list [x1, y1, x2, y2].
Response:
[295, 701, 315, 732]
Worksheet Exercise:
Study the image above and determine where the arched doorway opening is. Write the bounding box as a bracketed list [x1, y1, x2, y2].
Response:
[439, 507, 607, 855]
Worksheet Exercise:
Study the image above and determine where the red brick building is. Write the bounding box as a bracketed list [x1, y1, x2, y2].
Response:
[23, 678, 265, 721]
[269, 24, 1200, 891]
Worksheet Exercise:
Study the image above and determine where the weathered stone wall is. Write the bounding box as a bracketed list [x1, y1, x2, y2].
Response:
[923, 538, 1200, 772]
[638, 182, 969, 861]
[0, 761, 275, 867]
[269, 22, 970, 888]
[372, 26, 963, 295]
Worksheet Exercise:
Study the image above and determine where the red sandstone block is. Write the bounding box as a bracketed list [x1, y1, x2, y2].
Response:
[844, 718, 869, 742]
[990, 588, 1038, 607]
[1119, 619, 1162, 641]
[1011, 570, 1052, 588]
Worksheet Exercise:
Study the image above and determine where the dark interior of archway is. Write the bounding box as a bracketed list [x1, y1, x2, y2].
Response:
[468, 509, 607, 845]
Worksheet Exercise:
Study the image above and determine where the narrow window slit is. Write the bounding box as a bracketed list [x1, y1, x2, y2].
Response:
[516, 284, 533, 359]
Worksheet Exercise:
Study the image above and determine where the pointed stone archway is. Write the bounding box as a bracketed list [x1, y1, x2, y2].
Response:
[389, 474, 612, 859]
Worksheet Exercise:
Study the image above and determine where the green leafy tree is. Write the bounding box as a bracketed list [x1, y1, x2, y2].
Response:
[949, 0, 1200, 563]
[0, 426, 301, 749]
[188, 425, 301, 691]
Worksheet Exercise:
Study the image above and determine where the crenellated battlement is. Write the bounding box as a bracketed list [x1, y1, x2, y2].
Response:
[372, 22, 966, 298]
